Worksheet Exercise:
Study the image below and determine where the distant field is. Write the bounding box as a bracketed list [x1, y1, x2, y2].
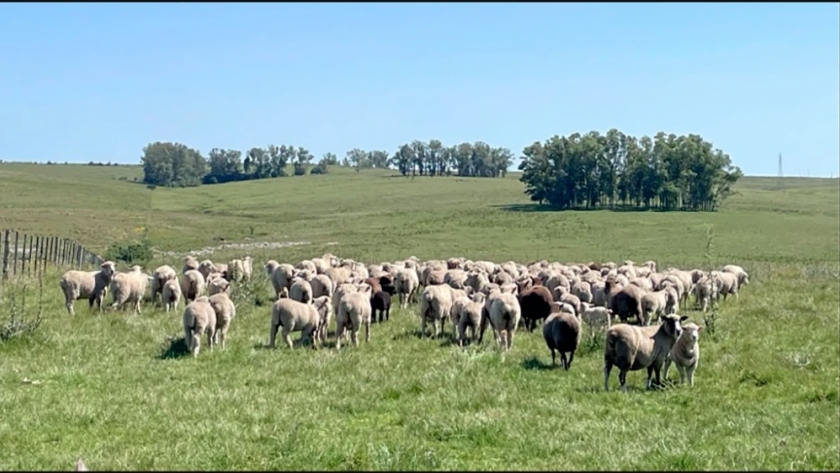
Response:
[0, 162, 838, 470]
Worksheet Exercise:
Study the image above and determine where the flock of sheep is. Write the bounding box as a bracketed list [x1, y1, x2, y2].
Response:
[57, 252, 750, 391]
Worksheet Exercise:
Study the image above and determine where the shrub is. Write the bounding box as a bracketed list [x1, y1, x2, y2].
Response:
[104, 239, 154, 266]
[0, 276, 44, 342]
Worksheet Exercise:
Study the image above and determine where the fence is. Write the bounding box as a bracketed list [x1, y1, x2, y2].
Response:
[1, 229, 103, 283]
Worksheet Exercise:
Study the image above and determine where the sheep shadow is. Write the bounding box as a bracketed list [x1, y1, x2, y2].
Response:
[157, 336, 190, 360]
[521, 356, 554, 371]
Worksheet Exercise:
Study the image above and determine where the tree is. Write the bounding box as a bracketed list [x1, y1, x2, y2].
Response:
[294, 147, 314, 176]
[206, 148, 243, 183]
[267, 144, 288, 177]
[141, 141, 207, 187]
[321, 152, 338, 165]
[367, 150, 390, 168]
[346, 148, 368, 172]
[246, 147, 271, 179]
[310, 159, 330, 174]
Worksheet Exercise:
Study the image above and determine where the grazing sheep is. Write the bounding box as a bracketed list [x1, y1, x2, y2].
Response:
[162, 278, 182, 313]
[180, 269, 206, 303]
[208, 292, 236, 350]
[603, 313, 688, 391]
[58, 261, 116, 315]
[488, 292, 521, 351]
[395, 267, 420, 308]
[110, 266, 150, 314]
[371, 290, 391, 323]
[290, 278, 314, 304]
[543, 311, 581, 370]
[150, 265, 177, 305]
[182, 255, 199, 275]
[458, 293, 486, 347]
[335, 291, 373, 349]
[183, 297, 216, 358]
[518, 285, 554, 331]
[640, 287, 679, 325]
[663, 322, 703, 386]
[269, 298, 321, 349]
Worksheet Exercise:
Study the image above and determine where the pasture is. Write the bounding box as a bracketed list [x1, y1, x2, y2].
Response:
[0, 163, 838, 470]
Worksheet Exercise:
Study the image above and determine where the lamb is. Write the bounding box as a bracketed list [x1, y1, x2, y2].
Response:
[488, 292, 522, 351]
[269, 298, 321, 349]
[542, 310, 581, 370]
[58, 261, 116, 315]
[109, 266, 150, 314]
[580, 303, 613, 332]
[640, 287, 679, 325]
[150, 265, 177, 306]
[603, 313, 688, 391]
[161, 278, 182, 313]
[335, 290, 373, 349]
[457, 293, 486, 347]
[418, 284, 455, 338]
[518, 285, 554, 332]
[370, 290, 391, 323]
[395, 267, 420, 308]
[663, 322, 703, 386]
[290, 278, 314, 304]
[180, 269, 206, 303]
[183, 297, 216, 358]
[312, 296, 333, 343]
[208, 292, 237, 350]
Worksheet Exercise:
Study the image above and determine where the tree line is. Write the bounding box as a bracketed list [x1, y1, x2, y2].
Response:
[140, 140, 516, 187]
[518, 130, 743, 211]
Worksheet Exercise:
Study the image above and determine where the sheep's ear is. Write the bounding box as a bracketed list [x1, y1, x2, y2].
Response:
[697, 325, 704, 332]
[679, 315, 688, 321]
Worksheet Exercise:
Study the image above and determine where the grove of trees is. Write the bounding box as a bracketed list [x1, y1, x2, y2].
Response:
[518, 130, 743, 211]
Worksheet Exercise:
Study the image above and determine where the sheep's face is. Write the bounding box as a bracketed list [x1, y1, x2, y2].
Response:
[681, 323, 703, 345]
[100, 261, 117, 278]
[662, 314, 688, 338]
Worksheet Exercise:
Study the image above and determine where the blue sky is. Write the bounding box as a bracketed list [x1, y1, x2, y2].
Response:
[1, 3, 838, 177]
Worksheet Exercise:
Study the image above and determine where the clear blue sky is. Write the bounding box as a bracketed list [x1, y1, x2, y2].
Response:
[1, 3, 838, 177]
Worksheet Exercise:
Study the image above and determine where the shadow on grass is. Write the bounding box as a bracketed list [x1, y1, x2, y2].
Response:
[521, 356, 555, 371]
[157, 336, 190, 360]
[491, 204, 706, 213]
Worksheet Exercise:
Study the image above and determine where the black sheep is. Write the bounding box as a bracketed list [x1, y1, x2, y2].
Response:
[371, 290, 392, 323]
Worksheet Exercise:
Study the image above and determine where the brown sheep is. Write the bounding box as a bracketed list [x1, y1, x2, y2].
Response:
[517, 285, 554, 332]
[607, 277, 646, 325]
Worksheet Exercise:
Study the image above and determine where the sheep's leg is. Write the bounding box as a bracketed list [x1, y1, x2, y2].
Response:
[269, 321, 279, 349]
[646, 366, 655, 390]
[560, 352, 568, 370]
[385, 307, 390, 322]
[282, 328, 293, 349]
[351, 328, 359, 347]
[677, 365, 686, 384]
[438, 317, 445, 338]
[618, 369, 628, 392]
[550, 349, 556, 366]
[207, 328, 216, 351]
[603, 362, 613, 391]
[335, 326, 344, 350]
[686, 364, 696, 387]
[662, 357, 672, 381]
[567, 351, 575, 370]
[219, 326, 228, 350]
[192, 329, 202, 357]
[420, 317, 426, 339]
[365, 319, 371, 343]
[507, 327, 515, 351]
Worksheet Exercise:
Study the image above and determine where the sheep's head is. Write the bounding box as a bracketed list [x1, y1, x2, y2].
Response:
[660, 313, 688, 338]
[680, 322, 703, 345]
[100, 261, 117, 278]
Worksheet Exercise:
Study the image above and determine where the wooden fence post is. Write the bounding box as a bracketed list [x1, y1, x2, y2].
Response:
[1, 230, 9, 280]
[21, 234, 27, 276]
[34, 236, 40, 277]
[27, 234, 34, 277]
[12, 231, 19, 276]
[48, 237, 55, 268]
[76, 244, 83, 269]
[61, 239, 67, 265]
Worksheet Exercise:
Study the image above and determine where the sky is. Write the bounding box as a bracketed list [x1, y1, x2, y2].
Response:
[1, 3, 838, 177]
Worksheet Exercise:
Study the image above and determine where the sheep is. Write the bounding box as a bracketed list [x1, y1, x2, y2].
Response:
[395, 267, 421, 308]
[542, 311, 581, 370]
[713, 271, 740, 301]
[268, 263, 296, 299]
[457, 293, 486, 347]
[371, 290, 391, 323]
[207, 275, 230, 296]
[208, 292, 236, 350]
[692, 276, 717, 312]
[332, 283, 358, 322]
[150, 265, 177, 306]
[312, 296, 333, 343]
[580, 303, 613, 332]
[518, 285, 554, 332]
[228, 257, 252, 282]
[161, 278, 182, 313]
[183, 297, 216, 358]
[571, 281, 594, 304]
[488, 292, 521, 351]
[182, 255, 199, 275]
[663, 322, 703, 386]
[309, 274, 334, 299]
[418, 284, 455, 338]
[269, 298, 321, 349]
[335, 290, 373, 349]
[640, 287, 679, 325]
[110, 266, 150, 314]
[290, 278, 314, 304]
[58, 261, 116, 315]
[180, 269, 206, 303]
[722, 264, 750, 287]
[608, 277, 646, 325]
[197, 260, 218, 281]
[603, 313, 688, 391]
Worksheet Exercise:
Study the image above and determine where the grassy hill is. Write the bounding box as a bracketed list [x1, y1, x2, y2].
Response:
[0, 162, 838, 470]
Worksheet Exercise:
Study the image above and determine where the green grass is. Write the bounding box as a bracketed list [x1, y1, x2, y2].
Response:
[0, 163, 838, 470]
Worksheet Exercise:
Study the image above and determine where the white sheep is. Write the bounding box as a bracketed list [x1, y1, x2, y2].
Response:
[663, 322, 703, 386]
[208, 292, 237, 350]
[162, 278, 182, 313]
[180, 269, 206, 303]
[640, 287, 679, 325]
[110, 266, 150, 314]
[489, 292, 521, 351]
[418, 284, 455, 338]
[150, 265, 177, 306]
[207, 275, 230, 296]
[58, 261, 116, 315]
[290, 277, 314, 304]
[722, 264, 750, 287]
[335, 290, 373, 349]
[603, 313, 688, 391]
[311, 296, 333, 343]
[395, 267, 420, 308]
[269, 298, 321, 349]
[182, 255, 199, 275]
[183, 296, 216, 357]
[457, 292, 486, 347]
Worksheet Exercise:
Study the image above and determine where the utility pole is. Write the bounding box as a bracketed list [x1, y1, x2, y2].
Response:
[777, 153, 784, 191]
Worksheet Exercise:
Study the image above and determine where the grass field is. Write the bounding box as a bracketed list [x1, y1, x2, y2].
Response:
[0, 163, 838, 470]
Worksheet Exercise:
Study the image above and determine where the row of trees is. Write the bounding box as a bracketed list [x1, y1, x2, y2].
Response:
[518, 130, 743, 211]
[140, 140, 517, 187]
